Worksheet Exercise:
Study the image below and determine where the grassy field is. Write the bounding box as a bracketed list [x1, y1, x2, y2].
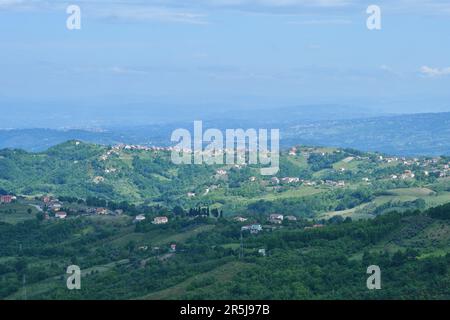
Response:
[0, 203, 38, 224]
[319, 188, 450, 221]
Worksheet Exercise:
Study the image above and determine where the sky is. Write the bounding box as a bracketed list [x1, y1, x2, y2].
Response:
[1, 0, 450, 124]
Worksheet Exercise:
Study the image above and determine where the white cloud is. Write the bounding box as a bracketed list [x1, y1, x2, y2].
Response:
[110, 66, 149, 75]
[3, 0, 450, 19]
[0, 0, 24, 9]
[420, 66, 450, 77]
[287, 18, 352, 25]
[94, 5, 208, 24]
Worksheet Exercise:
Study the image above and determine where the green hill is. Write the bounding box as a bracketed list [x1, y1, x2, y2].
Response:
[0, 141, 449, 218]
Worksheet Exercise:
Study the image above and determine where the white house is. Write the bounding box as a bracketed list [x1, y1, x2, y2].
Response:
[134, 214, 146, 222]
[55, 212, 67, 219]
[269, 214, 284, 224]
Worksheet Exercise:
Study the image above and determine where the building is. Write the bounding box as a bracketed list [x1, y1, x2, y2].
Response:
[285, 215, 298, 221]
[241, 224, 263, 234]
[170, 244, 177, 252]
[96, 208, 108, 215]
[55, 212, 67, 219]
[153, 216, 169, 225]
[250, 224, 263, 234]
[269, 214, 284, 224]
[216, 169, 227, 176]
[234, 216, 248, 222]
[281, 177, 300, 184]
[271, 177, 280, 185]
[51, 203, 62, 212]
[401, 170, 415, 179]
[0, 195, 13, 204]
[98, 208, 109, 215]
[134, 214, 146, 222]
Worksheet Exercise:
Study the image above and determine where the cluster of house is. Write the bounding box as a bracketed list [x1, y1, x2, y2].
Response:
[269, 177, 346, 188]
[233, 216, 264, 234]
[99, 144, 183, 162]
[324, 180, 346, 187]
[391, 170, 416, 180]
[379, 155, 450, 179]
[40, 196, 127, 220]
[0, 195, 16, 204]
[378, 155, 422, 166]
[43, 196, 63, 211]
[241, 224, 263, 234]
[268, 214, 298, 224]
[234, 214, 300, 235]
[112, 144, 267, 158]
[133, 215, 169, 224]
[270, 177, 301, 185]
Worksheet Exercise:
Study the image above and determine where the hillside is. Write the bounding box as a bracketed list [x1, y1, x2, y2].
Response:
[0, 203, 449, 300]
[0, 141, 449, 220]
[0, 141, 449, 300]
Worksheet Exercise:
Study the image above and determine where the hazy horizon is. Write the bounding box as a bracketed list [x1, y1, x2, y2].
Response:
[1, 0, 450, 129]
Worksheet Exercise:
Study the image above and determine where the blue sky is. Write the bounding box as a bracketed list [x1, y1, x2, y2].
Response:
[1, 0, 450, 116]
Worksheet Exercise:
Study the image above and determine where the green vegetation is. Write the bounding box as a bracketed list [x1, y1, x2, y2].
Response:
[1, 141, 449, 219]
[0, 141, 449, 300]
[0, 203, 448, 300]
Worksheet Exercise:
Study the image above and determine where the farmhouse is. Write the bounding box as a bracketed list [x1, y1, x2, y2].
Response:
[0, 195, 14, 204]
[55, 212, 67, 219]
[153, 216, 169, 225]
[96, 208, 108, 215]
[241, 224, 263, 234]
[281, 177, 300, 184]
[51, 203, 62, 212]
[269, 214, 284, 224]
[401, 170, 415, 179]
[250, 224, 263, 234]
[234, 216, 248, 222]
[134, 214, 146, 222]
[216, 169, 227, 176]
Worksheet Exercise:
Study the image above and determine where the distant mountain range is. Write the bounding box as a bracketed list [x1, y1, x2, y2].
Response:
[0, 112, 449, 156]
